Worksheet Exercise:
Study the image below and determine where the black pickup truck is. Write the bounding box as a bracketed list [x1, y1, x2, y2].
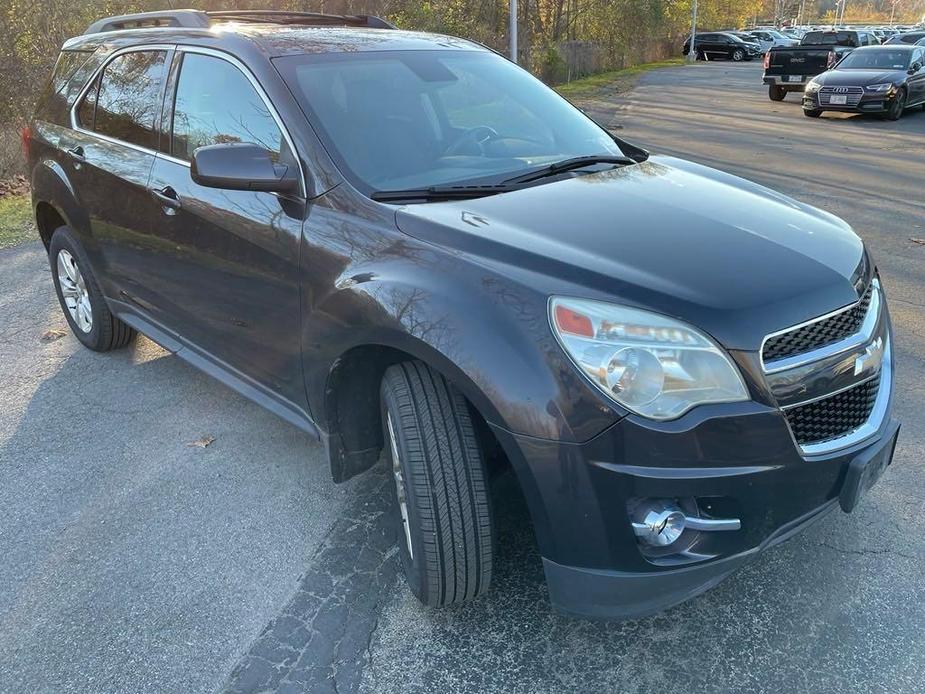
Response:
[763, 30, 877, 100]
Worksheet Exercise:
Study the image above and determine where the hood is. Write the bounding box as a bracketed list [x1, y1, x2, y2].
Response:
[394, 157, 868, 351]
[818, 69, 906, 85]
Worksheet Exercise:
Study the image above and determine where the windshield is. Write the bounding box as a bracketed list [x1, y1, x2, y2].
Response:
[274, 50, 623, 193]
[837, 50, 911, 69]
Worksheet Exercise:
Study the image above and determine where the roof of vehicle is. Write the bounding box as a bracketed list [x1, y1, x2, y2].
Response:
[851, 43, 916, 51]
[62, 11, 481, 57]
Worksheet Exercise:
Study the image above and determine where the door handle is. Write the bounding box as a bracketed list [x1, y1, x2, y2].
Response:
[150, 185, 182, 211]
[66, 146, 85, 167]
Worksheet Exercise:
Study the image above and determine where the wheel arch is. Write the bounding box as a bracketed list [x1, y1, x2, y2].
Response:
[30, 158, 90, 250]
[321, 334, 508, 484]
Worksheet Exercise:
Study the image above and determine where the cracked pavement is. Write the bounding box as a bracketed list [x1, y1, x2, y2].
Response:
[2, 62, 924, 693]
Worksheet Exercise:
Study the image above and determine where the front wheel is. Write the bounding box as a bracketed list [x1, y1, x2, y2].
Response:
[885, 89, 906, 121]
[732, 49, 745, 62]
[49, 226, 136, 352]
[380, 361, 494, 607]
[803, 108, 822, 118]
[769, 85, 787, 101]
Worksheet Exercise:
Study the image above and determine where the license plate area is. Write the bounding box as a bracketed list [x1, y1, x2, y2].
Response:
[785, 75, 803, 83]
[840, 422, 900, 512]
[830, 94, 848, 105]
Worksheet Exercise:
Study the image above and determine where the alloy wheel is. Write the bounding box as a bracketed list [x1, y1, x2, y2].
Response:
[57, 249, 92, 333]
[387, 411, 414, 558]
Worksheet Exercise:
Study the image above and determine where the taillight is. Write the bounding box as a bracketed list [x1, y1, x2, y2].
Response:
[827, 50, 837, 68]
[763, 52, 770, 70]
[20, 125, 31, 162]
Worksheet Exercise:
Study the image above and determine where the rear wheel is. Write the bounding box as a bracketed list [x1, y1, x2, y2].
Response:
[885, 88, 906, 121]
[803, 108, 822, 118]
[697, 50, 707, 61]
[380, 361, 494, 607]
[49, 226, 135, 352]
[768, 85, 787, 101]
[732, 48, 745, 62]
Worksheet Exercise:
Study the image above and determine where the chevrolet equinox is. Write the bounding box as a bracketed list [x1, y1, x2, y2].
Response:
[25, 9, 900, 618]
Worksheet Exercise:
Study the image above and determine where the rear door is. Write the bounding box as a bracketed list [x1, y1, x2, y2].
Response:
[67, 47, 172, 298]
[696, 34, 720, 59]
[144, 48, 307, 409]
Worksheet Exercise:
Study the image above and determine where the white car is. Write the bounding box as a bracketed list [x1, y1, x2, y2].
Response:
[747, 29, 799, 51]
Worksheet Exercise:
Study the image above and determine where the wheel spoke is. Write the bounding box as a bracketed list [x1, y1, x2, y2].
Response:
[387, 412, 414, 559]
[56, 249, 93, 333]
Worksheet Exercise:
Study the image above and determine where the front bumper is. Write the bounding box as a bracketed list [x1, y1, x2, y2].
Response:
[803, 90, 900, 113]
[490, 388, 898, 619]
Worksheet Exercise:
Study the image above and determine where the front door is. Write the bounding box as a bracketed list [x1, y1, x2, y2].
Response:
[144, 49, 307, 411]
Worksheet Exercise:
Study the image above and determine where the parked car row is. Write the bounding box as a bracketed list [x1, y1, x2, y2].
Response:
[682, 28, 803, 62]
[682, 32, 764, 62]
[801, 45, 925, 119]
[763, 30, 875, 98]
[765, 39, 925, 120]
[683, 24, 925, 120]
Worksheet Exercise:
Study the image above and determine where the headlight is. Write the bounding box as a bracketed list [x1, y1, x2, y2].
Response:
[865, 83, 893, 92]
[805, 79, 821, 92]
[550, 298, 749, 420]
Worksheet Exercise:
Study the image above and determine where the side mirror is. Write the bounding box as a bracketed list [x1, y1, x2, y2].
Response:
[190, 142, 300, 194]
[909, 62, 922, 74]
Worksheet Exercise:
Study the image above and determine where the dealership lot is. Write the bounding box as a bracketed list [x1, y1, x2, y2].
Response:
[1, 61, 923, 693]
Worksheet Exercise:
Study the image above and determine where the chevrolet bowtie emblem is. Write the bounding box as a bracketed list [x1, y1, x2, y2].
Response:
[855, 337, 884, 376]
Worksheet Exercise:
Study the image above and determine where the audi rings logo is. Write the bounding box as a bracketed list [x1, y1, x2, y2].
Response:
[834, 87, 849, 93]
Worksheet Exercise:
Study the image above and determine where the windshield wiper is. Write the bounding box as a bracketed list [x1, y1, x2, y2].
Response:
[371, 153, 641, 203]
[501, 155, 637, 185]
[370, 184, 513, 203]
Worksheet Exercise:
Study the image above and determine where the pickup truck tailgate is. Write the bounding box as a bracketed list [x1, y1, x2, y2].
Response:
[765, 48, 831, 76]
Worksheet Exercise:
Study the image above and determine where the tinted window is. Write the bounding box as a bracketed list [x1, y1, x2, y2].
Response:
[171, 53, 283, 161]
[76, 74, 100, 129]
[51, 51, 93, 94]
[94, 51, 167, 149]
[803, 31, 856, 46]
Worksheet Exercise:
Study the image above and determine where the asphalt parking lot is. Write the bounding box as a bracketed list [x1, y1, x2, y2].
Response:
[1, 61, 923, 693]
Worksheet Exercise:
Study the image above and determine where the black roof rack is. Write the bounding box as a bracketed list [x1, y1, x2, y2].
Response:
[83, 8, 395, 35]
[207, 10, 396, 29]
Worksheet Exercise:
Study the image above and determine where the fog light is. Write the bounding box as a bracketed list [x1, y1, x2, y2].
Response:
[631, 500, 687, 547]
[631, 499, 742, 548]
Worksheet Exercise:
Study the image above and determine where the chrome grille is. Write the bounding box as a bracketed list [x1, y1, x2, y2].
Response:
[763, 283, 873, 363]
[785, 375, 880, 446]
[818, 86, 863, 106]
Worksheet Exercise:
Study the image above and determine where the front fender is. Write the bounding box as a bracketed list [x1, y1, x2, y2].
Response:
[303, 240, 621, 445]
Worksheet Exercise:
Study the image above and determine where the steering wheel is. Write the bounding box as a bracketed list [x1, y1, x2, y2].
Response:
[444, 126, 500, 157]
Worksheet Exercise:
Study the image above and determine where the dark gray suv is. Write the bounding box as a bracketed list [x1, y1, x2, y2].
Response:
[25, 9, 899, 618]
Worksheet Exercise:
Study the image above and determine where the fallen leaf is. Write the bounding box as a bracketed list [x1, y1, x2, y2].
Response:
[910, 238, 925, 246]
[187, 435, 215, 449]
[40, 329, 67, 343]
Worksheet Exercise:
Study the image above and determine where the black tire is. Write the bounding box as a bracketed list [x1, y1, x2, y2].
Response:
[803, 108, 822, 118]
[768, 85, 787, 101]
[380, 361, 493, 607]
[697, 50, 707, 61]
[885, 88, 906, 121]
[49, 226, 136, 352]
[732, 48, 745, 62]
